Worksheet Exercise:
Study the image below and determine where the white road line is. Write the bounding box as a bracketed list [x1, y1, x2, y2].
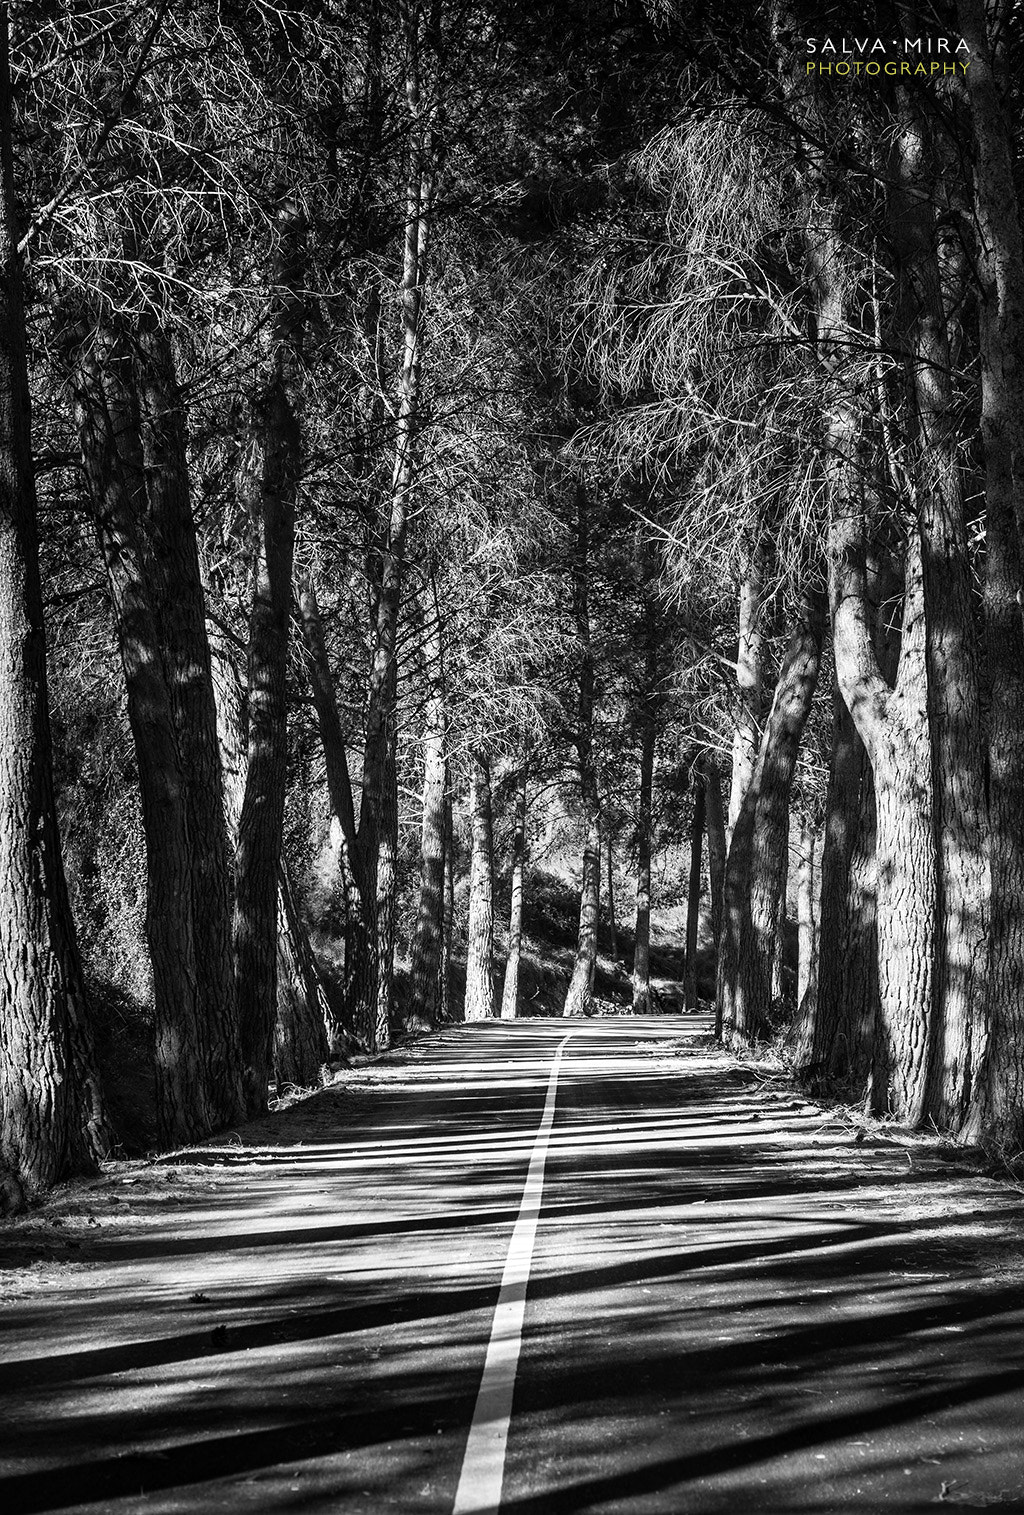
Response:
[452, 1031, 573, 1515]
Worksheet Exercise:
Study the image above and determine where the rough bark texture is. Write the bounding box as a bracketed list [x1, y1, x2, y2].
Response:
[464, 752, 495, 1021]
[717, 591, 824, 1048]
[727, 542, 764, 840]
[631, 714, 656, 1015]
[274, 866, 329, 1090]
[684, 763, 705, 1012]
[354, 68, 431, 1051]
[234, 198, 304, 1115]
[564, 482, 600, 1018]
[73, 332, 216, 1146]
[500, 770, 527, 1021]
[958, 0, 1024, 1151]
[704, 758, 727, 952]
[0, 19, 107, 1202]
[134, 313, 243, 1128]
[808, 681, 879, 1091]
[889, 93, 989, 1132]
[796, 816, 817, 1015]
[409, 610, 446, 1027]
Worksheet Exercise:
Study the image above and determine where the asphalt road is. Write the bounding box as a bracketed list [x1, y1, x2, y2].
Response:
[2, 1016, 1024, 1513]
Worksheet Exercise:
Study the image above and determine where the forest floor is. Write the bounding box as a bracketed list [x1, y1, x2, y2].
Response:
[2, 1015, 1024, 1513]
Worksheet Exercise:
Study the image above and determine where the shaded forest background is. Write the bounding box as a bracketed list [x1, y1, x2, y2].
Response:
[3, 0, 1024, 1207]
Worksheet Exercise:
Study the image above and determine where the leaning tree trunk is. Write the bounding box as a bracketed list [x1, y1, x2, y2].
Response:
[0, 21, 107, 1204]
[631, 712, 656, 1014]
[564, 481, 601, 1018]
[717, 590, 824, 1048]
[464, 751, 495, 1021]
[274, 865, 330, 1090]
[684, 760, 706, 1012]
[500, 769, 527, 1021]
[234, 198, 304, 1116]
[958, 0, 1024, 1151]
[890, 92, 989, 1132]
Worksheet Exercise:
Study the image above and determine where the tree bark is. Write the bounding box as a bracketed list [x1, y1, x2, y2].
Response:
[958, 0, 1024, 1151]
[703, 757, 727, 952]
[605, 829, 618, 961]
[500, 769, 527, 1020]
[409, 608, 446, 1026]
[564, 481, 600, 1018]
[631, 712, 656, 1014]
[274, 865, 329, 1090]
[727, 540, 764, 839]
[73, 330, 217, 1146]
[0, 15, 107, 1202]
[234, 197, 304, 1116]
[134, 313, 243, 1128]
[889, 91, 989, 1131]
[717, 590, 824, 1047]
[796, 815, 817, 1013]
[354, 44, 432, 1050]
[464, 752, 495, 1021]
[684, 761, 705, 1012]
[807, 680, 879, 1091]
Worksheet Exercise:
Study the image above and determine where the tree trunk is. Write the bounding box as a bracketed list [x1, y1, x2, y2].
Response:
[0, 18, 107, 1202]
[889, 91, 989, 1131]
[605, 829, 618, 961]
[134, 312, 243, 1128]
[631, 713, 656, 1014]
[796, 816, 816, 1013]
[409, 610, 446, 1026]
[500, 769, 527, 1020]
[727, 540, 764, 839]
[439, 791, 454, 1022]
[684, 761, 705, 1012]
[73, 331, 218, 1146]
[274, 865, 329, 1090]
[808, 682, 879, 1092]
[703, 757, 727, 951]
[464, 752, 495, 1021]
[354, 60, 432, 1051]
[564, 481, 600, 1018]
[717, 590, 824, 1048]
[234, 198, 304, 1116]
[958, 0, 1024, 1151]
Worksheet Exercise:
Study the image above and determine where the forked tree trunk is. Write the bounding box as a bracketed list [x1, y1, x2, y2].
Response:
[684, 762, 705, 1012]
[631, 714, 656, 1014]
[958, 0, 1024, 1150]
[464, 752, 495, 1021]
[73, 331, 217, 1146]
[717, 590, 824, 1047]
[500, 770, 527, 1020]
[0, 24, 108, 1203]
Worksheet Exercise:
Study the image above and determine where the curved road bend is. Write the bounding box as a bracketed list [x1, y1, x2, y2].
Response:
[1, 1017, 1023, 1513]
